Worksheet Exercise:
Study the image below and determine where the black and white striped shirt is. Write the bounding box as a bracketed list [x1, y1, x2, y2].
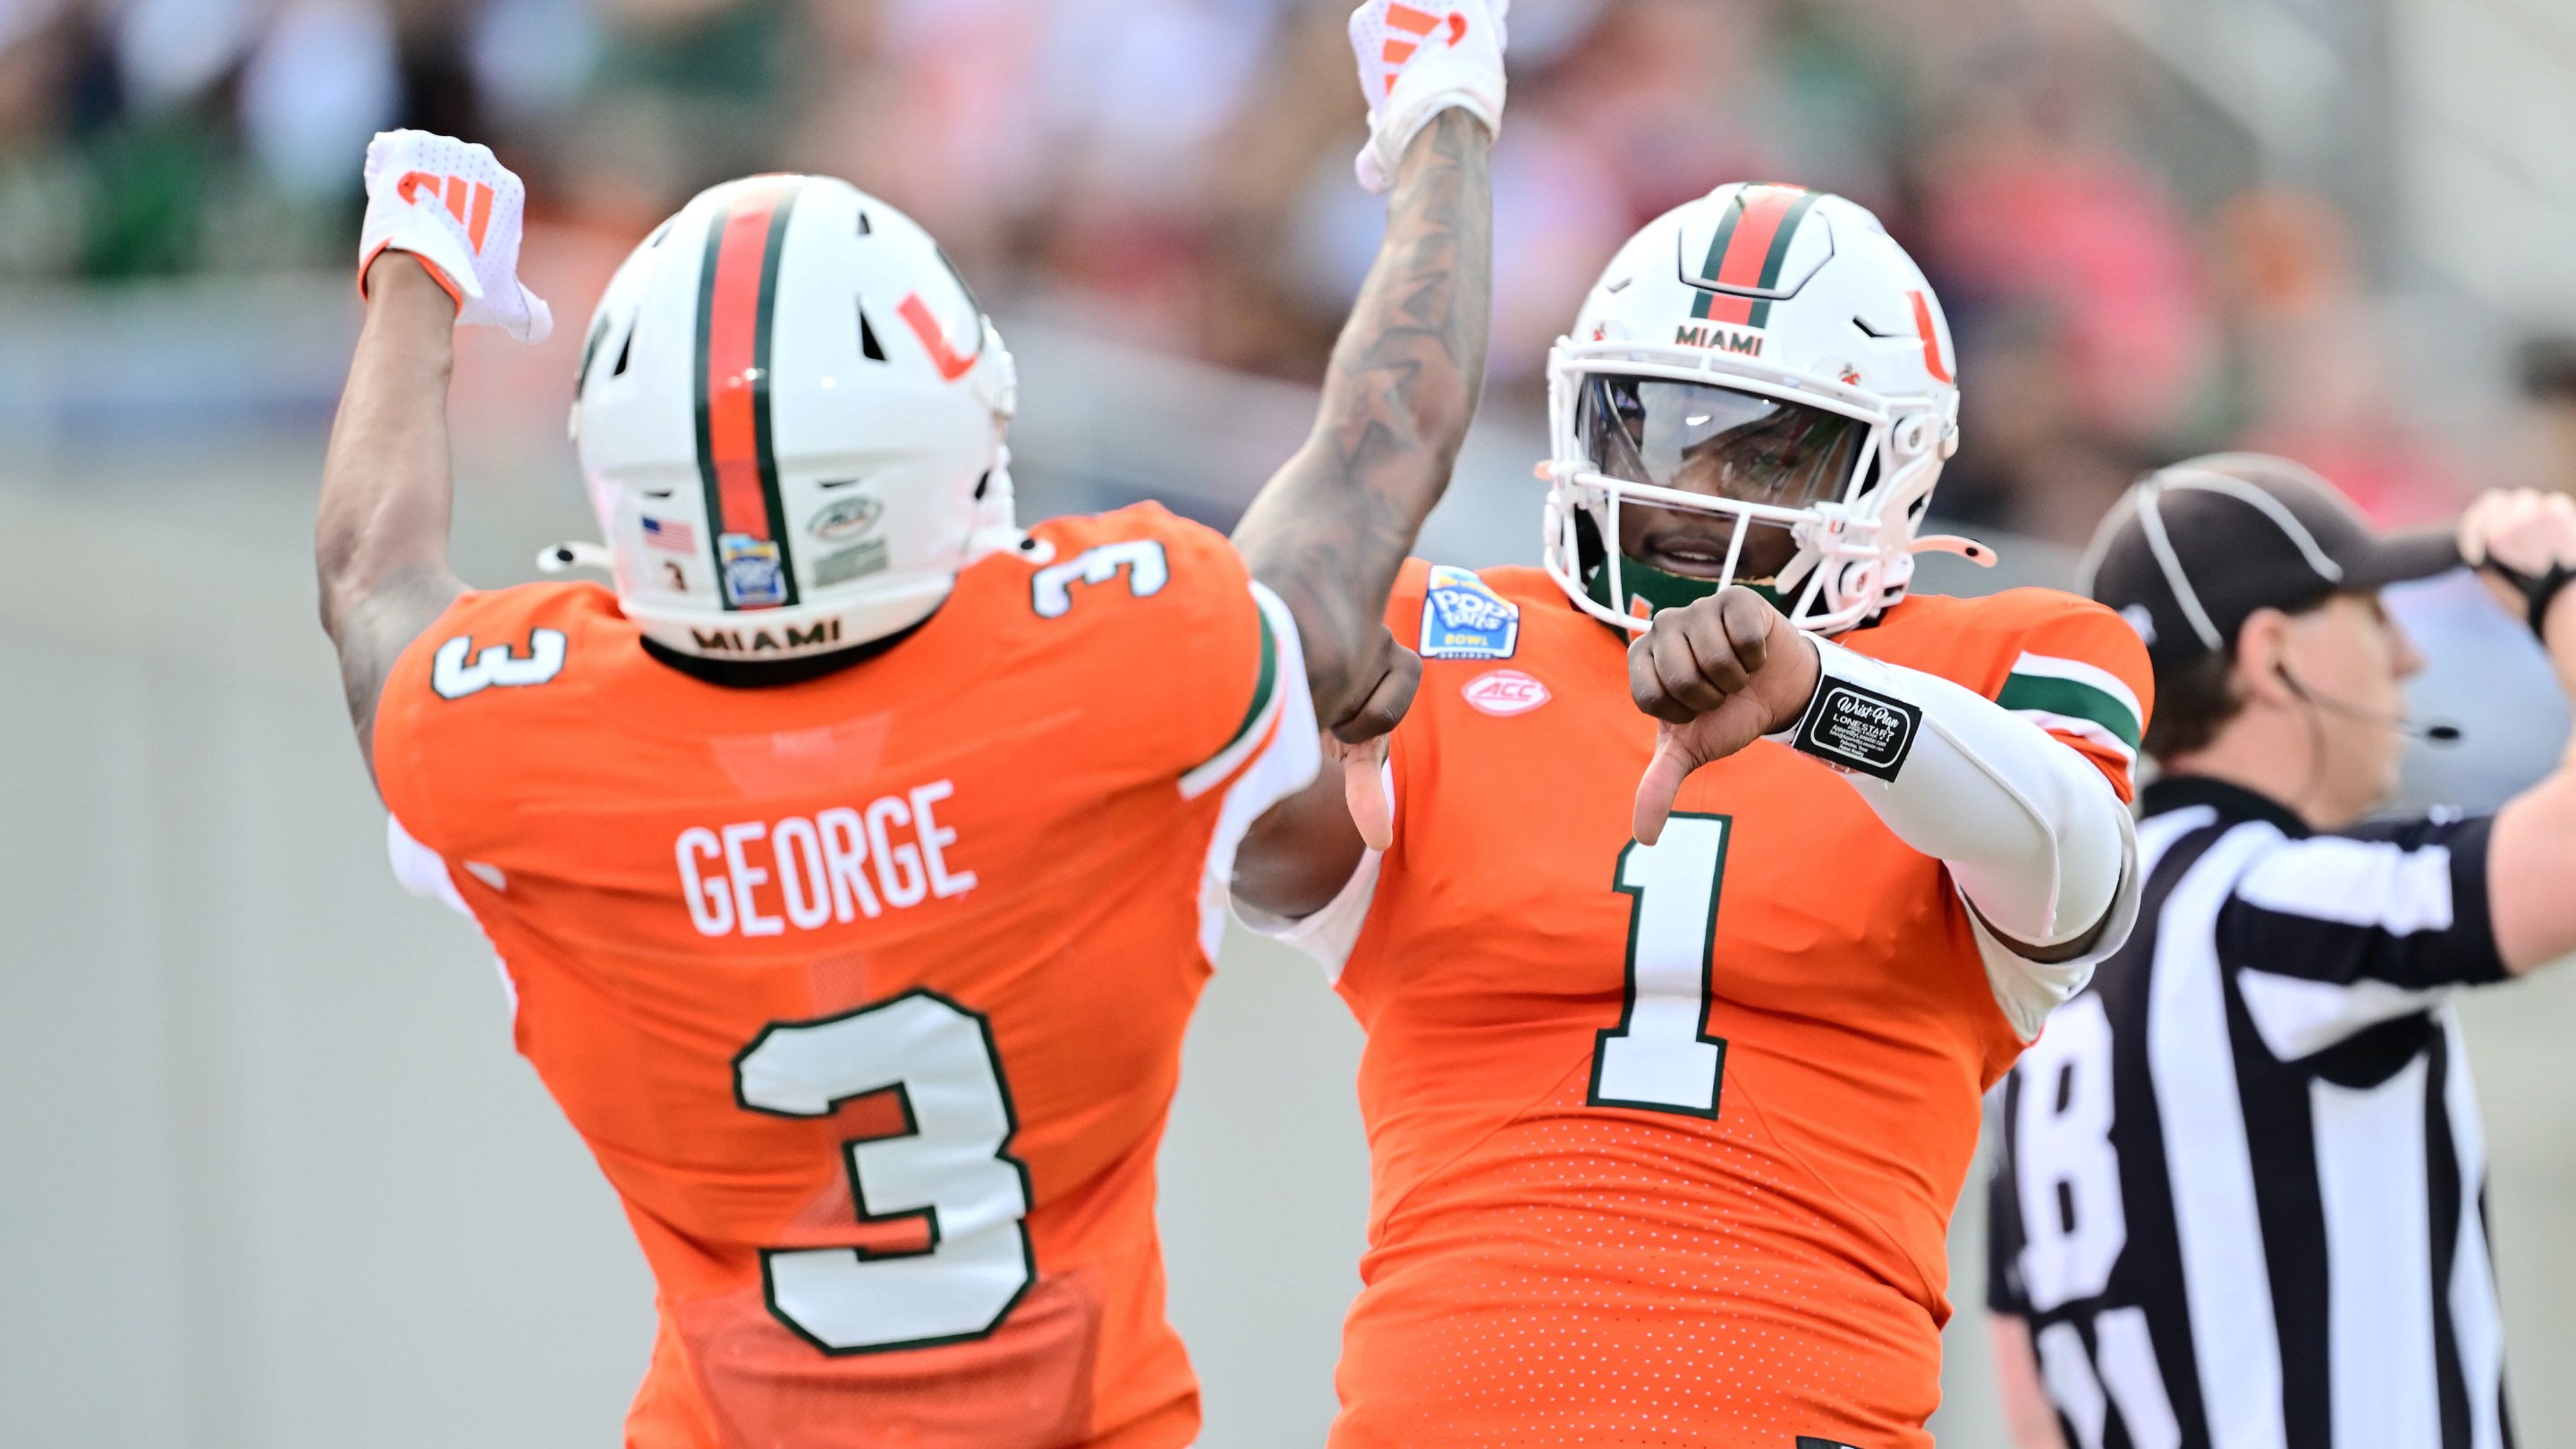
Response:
[1987, 775, 2513, 1449]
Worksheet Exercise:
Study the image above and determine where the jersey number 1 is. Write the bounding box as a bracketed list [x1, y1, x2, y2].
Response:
[733, 990, 1036, 1354]
[1589, 813, 1730, 1119]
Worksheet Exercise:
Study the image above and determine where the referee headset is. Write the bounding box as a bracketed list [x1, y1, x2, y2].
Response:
[2087, 467, 2462, 750]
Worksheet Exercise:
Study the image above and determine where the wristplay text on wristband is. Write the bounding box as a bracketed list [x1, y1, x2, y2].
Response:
[1790, 676, 1921, 782]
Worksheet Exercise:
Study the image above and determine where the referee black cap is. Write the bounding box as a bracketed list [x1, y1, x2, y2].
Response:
[2078, 452, 2459, 667]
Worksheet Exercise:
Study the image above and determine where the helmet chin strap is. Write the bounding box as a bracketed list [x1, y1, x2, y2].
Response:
[1584, 552, 1783, 620]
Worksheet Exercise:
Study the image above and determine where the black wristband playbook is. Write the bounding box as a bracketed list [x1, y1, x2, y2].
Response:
[2484, 560, 2576, 642]
[1788, 674, 1921, 783]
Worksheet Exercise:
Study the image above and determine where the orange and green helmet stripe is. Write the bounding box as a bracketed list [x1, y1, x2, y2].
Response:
[1689, 185, 1820, 330]
[693, 178, 804, 610]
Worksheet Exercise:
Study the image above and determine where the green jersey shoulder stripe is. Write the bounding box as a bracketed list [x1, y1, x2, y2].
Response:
[2008, 650, 2143, 719]
[1181, 597, 1280, 800]
[2014, 708, 2138, 770]
[1997, 651, 2142, 750]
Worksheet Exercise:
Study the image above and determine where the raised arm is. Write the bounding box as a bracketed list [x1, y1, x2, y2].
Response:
[317, 253, 469, 780]
[1228, 4, 1501, 915]
[1233, 102, 1493, 731]
[2464, 489, 2576, 972]
[315, 131, 551, 785]
[1238, 0, 1502, 731]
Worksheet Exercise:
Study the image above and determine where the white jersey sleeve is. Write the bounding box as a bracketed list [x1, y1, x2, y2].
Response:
[1230, 759, 1392, 982]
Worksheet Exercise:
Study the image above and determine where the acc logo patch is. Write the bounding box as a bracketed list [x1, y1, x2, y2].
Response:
[1462, 669, 1549, 717]
[1420, 564, 1519, 659]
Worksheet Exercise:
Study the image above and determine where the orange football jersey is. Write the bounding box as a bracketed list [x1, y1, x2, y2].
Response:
[372, 504, 1316, 1449]
[1307, 562, 2150, 1448]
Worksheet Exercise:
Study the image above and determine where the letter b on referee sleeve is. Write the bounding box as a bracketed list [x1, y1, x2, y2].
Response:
[2014, 996, 2126, 1311]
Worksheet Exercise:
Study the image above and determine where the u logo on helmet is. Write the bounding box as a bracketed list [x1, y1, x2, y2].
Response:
[899, 293, 978, 381]
[1908, 290, 1953, 384]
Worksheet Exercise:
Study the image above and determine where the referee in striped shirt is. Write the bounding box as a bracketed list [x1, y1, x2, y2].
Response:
[1985, 455, 2576, 1449]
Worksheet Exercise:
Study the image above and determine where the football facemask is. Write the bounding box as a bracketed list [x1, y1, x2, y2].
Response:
[1566, 374, 1877, 620]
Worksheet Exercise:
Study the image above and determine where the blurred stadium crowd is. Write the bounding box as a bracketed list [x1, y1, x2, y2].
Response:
[3, 0, 2574, 545]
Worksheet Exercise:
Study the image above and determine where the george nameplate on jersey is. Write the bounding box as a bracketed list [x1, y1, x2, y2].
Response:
[1791, 679, 1919, 782]
[1419, 564, 1519, 660]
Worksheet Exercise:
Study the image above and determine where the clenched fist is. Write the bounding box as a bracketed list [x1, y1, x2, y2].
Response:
[358, 129, 551, 343]
[2460, 487, 2576, 641]
[1629, 587, 1822, 844]
[1346, 0, 1508, 193]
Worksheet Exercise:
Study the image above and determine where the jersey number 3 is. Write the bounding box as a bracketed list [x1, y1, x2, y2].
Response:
[733, 990, 1036, 1354]
[1589, 813, 1731, 1118]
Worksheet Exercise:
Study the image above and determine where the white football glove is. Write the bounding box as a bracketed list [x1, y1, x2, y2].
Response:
[357, 129, 553, 343]
[1348, 0, 1507, 195]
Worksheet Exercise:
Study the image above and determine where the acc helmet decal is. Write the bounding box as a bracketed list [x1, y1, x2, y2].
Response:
[1420, 564, 1521, 660]
[809, 494, 884, 541]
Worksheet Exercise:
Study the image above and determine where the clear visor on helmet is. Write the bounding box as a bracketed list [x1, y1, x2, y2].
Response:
[1578, 375, 1868, 512]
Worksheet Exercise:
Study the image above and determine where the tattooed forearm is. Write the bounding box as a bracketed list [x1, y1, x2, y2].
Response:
[1234, 108, 1494, 730]
[317, 254, 468, 785]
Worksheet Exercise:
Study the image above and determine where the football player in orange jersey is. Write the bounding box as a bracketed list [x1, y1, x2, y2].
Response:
[309, 5, 1500, 1437]
[1231, 171, 2153, 1443]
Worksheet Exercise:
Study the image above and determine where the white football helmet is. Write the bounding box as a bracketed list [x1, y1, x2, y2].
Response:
[1543, 183, 1978, 636]
[565, 174, 1021, 662]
